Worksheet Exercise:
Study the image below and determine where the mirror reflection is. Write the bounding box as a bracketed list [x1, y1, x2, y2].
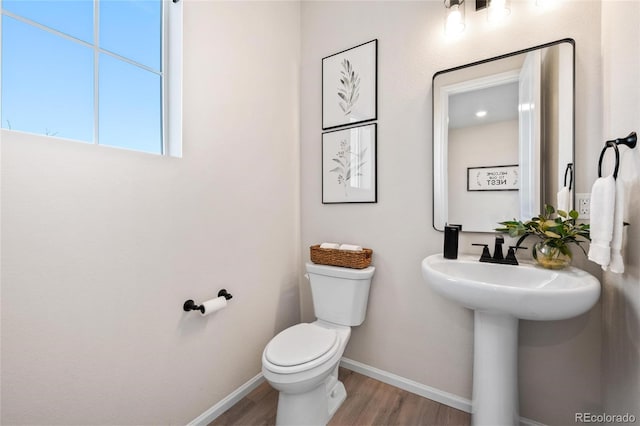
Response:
[433, 39, 574, 233]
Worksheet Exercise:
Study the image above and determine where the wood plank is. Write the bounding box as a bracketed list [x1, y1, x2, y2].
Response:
[209, 368, 470, 426]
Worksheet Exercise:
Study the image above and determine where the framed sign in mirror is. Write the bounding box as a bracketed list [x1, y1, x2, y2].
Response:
[467, 165, 519, 191]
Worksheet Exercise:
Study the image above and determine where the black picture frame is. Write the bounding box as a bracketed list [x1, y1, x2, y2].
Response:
[322, 123, 377, 204]
[322, 39, 378, 130]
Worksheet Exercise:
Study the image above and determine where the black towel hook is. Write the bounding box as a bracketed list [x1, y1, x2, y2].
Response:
[563, 163, 573, 190]
[607, 131, 637, 149]
[598, 132, 637, 179]
[598, 141, 620, 179]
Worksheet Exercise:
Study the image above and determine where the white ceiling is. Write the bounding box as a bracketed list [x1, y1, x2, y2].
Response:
[448, 81, 519, 129]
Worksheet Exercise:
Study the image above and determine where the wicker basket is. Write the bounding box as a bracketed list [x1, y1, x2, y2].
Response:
[309, 245, 373, 269]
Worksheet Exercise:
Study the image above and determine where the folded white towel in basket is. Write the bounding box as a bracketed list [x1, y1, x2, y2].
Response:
[339, 244, 363, 251]
[320, 242, 341, 249]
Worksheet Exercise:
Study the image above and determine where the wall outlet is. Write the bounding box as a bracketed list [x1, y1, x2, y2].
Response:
[576, 193, 591, 219]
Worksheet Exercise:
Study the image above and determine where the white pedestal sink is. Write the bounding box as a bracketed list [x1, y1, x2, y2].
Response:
[421, 254, 600, 426]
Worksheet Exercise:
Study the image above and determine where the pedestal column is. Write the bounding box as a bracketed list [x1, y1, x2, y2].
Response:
[472, 311, 519, 426]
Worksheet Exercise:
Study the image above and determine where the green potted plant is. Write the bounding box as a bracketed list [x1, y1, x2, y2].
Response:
[496, 205, 591, 269]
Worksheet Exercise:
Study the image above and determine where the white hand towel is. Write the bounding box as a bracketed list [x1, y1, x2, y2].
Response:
[587, 175, 616, 267]
[339, 244, 363, 251]
[320, 242, 341, 249]
[556, 186, 571, 213]
[608, 178, 625, 273]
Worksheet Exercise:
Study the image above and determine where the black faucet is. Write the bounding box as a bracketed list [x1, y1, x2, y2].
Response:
[472, 236, 526, 266]
[493, 235, 504, 261]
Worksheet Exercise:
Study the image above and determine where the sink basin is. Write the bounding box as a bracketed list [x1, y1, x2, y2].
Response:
[421, 254, 600, 426]
[421, 254, 600, 320]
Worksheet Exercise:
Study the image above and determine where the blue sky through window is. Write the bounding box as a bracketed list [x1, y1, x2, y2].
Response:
[1, 0, 163, 155]
[3, 0, 94, 43]
[99, 53, 161, 152]
[100, 0, 161, 70]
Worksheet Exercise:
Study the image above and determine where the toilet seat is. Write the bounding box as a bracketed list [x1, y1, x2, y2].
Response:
[263, 323, 341, 374]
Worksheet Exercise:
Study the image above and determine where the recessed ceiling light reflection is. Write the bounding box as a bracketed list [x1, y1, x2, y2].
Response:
[475, 110, 488, 118]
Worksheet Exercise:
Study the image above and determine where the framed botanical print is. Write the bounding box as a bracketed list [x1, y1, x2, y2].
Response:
[322, 123, 377, 203]
[322, 40, 377, 130]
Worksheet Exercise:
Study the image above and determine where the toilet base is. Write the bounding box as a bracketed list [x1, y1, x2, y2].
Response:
[275, 378, 346, 426]
[327, 380, 346, 420]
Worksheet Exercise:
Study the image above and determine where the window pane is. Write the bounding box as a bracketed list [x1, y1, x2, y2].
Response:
[1, 16, 94, 142]
[99, 54, 162, 154]
[2, 0, 93, 43]
[100, 0, 161, 70]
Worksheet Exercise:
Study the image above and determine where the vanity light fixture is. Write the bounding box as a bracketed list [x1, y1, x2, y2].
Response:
[476, 0, 511, 22]
[444, 0, 465, 36]
[445, 0, 515, 36]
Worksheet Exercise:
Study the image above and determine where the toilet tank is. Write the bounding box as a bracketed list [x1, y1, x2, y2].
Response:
[305, 262, 375, 326]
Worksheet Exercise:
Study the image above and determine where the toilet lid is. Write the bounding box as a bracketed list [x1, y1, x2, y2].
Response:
[265, 323, 338, 367]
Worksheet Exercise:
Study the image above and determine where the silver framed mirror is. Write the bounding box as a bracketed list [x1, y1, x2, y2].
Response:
[432, 39, 575, 233]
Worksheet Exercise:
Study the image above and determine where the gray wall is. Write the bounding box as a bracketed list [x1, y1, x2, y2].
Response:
[1, 2, 301, 424]
[601, 1, 640, 420]
[448, 120, 519, 231]
[300, 1, 603, 424]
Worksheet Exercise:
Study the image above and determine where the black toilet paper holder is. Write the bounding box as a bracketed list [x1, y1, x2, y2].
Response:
[183, 289, 233, 313]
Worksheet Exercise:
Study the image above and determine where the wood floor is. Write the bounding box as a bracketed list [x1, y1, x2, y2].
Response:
[210, 368, 470, 426]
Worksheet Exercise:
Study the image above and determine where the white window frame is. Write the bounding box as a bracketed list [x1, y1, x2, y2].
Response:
[0, 0, 183, 157]
[163, 0, 183, 157]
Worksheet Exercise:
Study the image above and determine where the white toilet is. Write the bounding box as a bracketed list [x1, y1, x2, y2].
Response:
[261, 262, 375, 426]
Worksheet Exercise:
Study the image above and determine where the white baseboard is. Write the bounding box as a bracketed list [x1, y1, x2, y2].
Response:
[339, 357, 472, 413]
[187, 372, 265, 426]
[339, 357, 546, 426]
